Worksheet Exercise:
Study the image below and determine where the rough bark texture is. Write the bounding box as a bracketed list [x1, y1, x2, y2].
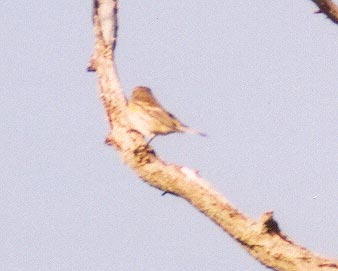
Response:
[89, 1, 338, 270]
[312, 0, 338, 24]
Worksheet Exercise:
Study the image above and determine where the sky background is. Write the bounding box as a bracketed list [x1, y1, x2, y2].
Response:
[1, 0, 337, 270]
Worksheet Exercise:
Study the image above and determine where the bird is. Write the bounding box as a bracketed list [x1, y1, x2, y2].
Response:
[128, 86, 206, 143]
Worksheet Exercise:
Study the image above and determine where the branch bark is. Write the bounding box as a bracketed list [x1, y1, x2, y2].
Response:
[311, 0, 338, 24]
[88, 1, 338, 270]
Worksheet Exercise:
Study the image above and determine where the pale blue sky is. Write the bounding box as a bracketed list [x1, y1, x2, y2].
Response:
[1, 1, 337, 270]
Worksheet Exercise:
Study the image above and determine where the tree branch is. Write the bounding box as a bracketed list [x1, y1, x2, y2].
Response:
[88, 1, 338, 270]
[311, 0, 338, 24]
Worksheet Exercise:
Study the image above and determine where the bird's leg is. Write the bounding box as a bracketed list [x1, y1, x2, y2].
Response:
[145, 135, 156, 148]
[133, 134, 156, 162]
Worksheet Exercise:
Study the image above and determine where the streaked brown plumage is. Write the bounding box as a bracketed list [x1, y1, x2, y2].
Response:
[128, 86, 206, 141]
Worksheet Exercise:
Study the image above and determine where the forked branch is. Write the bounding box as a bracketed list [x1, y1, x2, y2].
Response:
[311, 0, 338, 24]
[88, 1, 338, 270]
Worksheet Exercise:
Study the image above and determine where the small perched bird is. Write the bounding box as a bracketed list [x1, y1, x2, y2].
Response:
[128, 86, 206, 142]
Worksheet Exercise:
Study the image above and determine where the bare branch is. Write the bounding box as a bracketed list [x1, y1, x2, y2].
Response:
[311, 0, 338, 24]
[88, 1, 338, 270]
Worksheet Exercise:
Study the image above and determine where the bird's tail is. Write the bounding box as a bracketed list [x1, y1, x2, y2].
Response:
[180, 126, 207, 137]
